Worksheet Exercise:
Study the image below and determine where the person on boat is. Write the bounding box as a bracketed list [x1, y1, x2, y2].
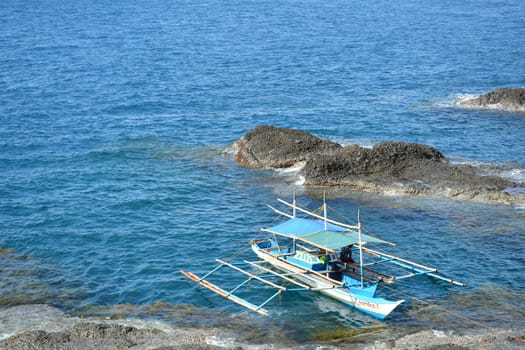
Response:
[339, 244, 355, 265]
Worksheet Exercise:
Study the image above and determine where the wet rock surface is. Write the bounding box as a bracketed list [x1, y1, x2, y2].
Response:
[234, 126, 523, 204]
[0, 305, 523, 350]
[459, 87, 525, 111]
[366, 329, 525, 350]
[0, 322, 236, 350]
[1, 321, 523, 350]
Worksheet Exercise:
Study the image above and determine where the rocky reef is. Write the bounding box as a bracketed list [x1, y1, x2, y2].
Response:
[1, 318, 523, 350]
[0, 322, 245, 350]
[234, 126, 523, 204]
[1, 304, 523, 350]
[459, 87, 525, 111]
[235, 125, 341, 168]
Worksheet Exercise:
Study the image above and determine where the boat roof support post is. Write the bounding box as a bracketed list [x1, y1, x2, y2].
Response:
[276, 198, 361, 231]
[323, 191, 328, 231]
[293, 192, 296, 218]
[358, 209, 364, 288]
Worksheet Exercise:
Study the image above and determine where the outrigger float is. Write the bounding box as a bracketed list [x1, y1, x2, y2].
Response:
[180, 195, 466, 320]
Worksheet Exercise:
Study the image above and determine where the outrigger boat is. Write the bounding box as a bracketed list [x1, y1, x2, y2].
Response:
[180, 195, 466, 320]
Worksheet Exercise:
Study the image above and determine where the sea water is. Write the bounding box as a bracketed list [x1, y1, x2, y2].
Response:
[1, 0, 524, 345]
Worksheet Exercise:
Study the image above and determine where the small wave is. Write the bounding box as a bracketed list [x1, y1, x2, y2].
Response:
[325, 136, 375, 148]
[427, 93, 479, 109]
[503, 186, 525, 197]
[295, 175, 305, 186]
[452, 93, 525, 113]
[273, 161, 306, 174]
[429, 93, 525, 113]
[455, 93, 480, 106]
[0, 305, 78, 341]
[205, 335, 239, 348]
[222, 142, 239, 156]
[514, 203, 525, 210]
[449, 157, 525, 183]
[266, 162, 307, 188]
[501, 168, 525, 183]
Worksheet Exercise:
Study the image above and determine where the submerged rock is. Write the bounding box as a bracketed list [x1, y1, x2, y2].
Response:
[459, 87, 525, 111]
[234, 126, 523, 204]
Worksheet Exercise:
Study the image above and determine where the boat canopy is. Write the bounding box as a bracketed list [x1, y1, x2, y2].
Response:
[264, 218, 347, 235]
[263, 218, 392, 251]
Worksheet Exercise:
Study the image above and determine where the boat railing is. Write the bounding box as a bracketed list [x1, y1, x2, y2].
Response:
[261, 245, 295, 257]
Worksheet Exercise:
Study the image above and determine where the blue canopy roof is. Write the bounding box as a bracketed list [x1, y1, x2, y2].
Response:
[263, 217, 390, 251]
[265, 218, 347, 236]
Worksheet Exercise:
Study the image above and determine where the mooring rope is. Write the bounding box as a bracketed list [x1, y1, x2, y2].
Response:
[224, 244, 251, 262]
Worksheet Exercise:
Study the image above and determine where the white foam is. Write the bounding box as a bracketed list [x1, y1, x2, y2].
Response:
[222, 142, 239, 156]
[270, 162, 306, 187]
[433, 330, 447, 338]
[273, 161, 306, 174]
[513, 203, 525, 210]
[501, 168, 525, 183]
[454, 93, 525, 112]
[0, 305, 82, 340]
[206, 334, 237, 348]
[455, 93, 480, 105]
[0, 333, 13, 341]
[326, 137, 375, 148]
[449, 158, 525, 183]
[425, 93, 478, 109]
[294, 175, 305, 186]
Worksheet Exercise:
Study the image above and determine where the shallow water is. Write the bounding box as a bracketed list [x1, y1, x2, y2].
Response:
[1, 0, 524, 345]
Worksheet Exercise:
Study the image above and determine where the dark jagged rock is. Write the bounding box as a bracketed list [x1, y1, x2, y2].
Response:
[0, 305, 523, 350]
[234, 125, 341, 168]
[234, 126, 523, 204]
[459, 87, 525, 111]
[302, 141, 445, 182]
[0, 323, 164, 350]
[0, 323, 234, 350]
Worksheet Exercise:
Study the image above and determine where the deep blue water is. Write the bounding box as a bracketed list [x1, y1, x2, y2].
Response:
[1, 0, 525, 344]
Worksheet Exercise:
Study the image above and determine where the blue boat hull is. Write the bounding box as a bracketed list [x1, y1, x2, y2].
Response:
[251, 240, 404, 319]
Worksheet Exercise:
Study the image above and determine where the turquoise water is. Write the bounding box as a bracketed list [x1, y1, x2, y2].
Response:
[1, 0, 524, 344]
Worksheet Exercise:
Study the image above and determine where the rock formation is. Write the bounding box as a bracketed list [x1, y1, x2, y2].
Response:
[0, 322, 234, 350]
[235, 125, 341, 168]
[459, 87, 525, 111]
[234, 126, 523, 204]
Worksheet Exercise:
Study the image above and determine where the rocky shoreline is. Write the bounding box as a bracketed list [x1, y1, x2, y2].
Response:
[0, 305, 525, 350]
[234, 126, 524, 205]
[459, 87, 525, 112]
[1, 313, 523, 350]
